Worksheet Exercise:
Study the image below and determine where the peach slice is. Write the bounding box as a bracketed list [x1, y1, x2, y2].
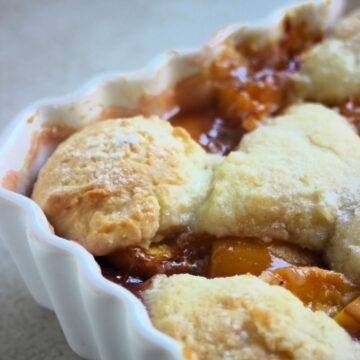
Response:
[261, 267, 360, 316]
[334, 296, 360, 338]
[169, 111, 215, 143]
[210, 237, 273, 277]
[210, 237, 320, 278]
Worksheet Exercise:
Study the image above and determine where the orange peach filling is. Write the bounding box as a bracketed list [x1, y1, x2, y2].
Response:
[210, 237, 320, 277]
[101, 234, 360, 338]
[261, 267, 359, 316]
[99, 15, 360, 337]
[334, 296, 360, 339]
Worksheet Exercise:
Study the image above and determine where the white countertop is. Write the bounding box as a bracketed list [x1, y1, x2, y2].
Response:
[0, 0, 343, 358]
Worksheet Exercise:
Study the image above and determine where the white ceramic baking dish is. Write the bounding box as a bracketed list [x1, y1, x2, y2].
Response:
[0, 1, 346, 359]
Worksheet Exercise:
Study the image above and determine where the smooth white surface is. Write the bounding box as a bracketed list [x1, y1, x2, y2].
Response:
[0, 0, 321, 359]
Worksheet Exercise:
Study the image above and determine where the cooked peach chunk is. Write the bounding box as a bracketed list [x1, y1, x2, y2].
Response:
[334, 296, 360, 338]
[106, 243, 175, 277]
[210, 237, 320, 278]
[261, 267, 360, 316]
[106, 233, 212, 278]
[210, 237, 272, 277]
[170, 112, 214, 143]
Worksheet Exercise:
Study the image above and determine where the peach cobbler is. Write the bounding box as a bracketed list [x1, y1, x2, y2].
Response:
[25, 2, 360, 359]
